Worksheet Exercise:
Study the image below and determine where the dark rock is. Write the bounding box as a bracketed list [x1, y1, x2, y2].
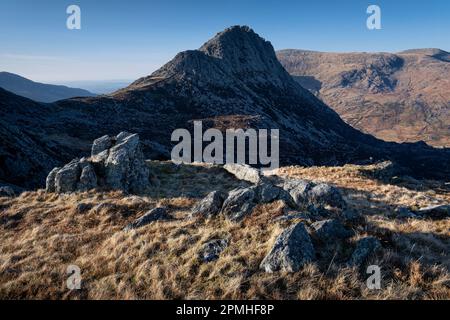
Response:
[348, 237, 381, 266]
[260, 223, 315, 273]
[75, 202, 93, 213]
[308, 183, 346, 209]
[257, 182, 281, 203]
[221, 187, 257, 221]
[190, 190, 227, 218]
[124, 207, 172, 230]
[198, 238, 229, 262]
[311, 219, 354, 242]
[415, 204, 450, 219]
[281, 179, 313, 207]
[395, 206, 419, 219]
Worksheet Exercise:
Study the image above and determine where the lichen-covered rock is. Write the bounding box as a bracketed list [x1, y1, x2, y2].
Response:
[77, 161, 97, 191]
[198, 238, 229, 262]
[221, 187, 257, 221]
[45, 132, 151, 194]
[191, 191, 227, 218]
[281, 179, 314, 207]
[91, 135, 113, 157]
[124, 207, 172, 230]
[257, 182, 281, 203]
[348, 237, 381, 266]
[308, 183, 345, 209]
[54, 159, 81, 193]
[260, 223, 315, 273]
[311, 219, 354, 242]
[223, 163, 261, 184]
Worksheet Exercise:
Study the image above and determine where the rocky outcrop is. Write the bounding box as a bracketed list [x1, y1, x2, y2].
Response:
[223, 164, 261, 184]
[124, 207, 172, 230]
[260, 223, 315, 273]
[46, 132, 151, 194]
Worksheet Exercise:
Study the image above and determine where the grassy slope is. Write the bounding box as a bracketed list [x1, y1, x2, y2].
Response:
[0, 162, 449, 299]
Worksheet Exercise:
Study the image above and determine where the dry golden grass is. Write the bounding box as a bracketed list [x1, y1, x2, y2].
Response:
[0, 162, 449, 300]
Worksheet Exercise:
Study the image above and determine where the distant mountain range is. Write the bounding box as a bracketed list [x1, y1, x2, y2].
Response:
[277, 49, 450, 147]
[0, 72, 95, 102]
[1, 26, 449, 189]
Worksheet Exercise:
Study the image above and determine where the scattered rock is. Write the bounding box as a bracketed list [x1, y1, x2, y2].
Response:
[257, 182, 281, 203]
[198, 238, 229, 262]
[395, 206, 419, 219]
[281, 179, 313, 207]
[311, 219, 354, 242]
[348, 237, 381, 266]
[46, 132, 151, 194]
[221, 187, 257, 221]
[0, 186, 15, 197]
[124, 207, 172, 230]
[415, 204, 450, 219]
[308, 183, 346, 209]
[260, 223, 315, 273]
[191, 191, 228, 218]
[223, 163, 261, 184]
[342, 209, 364, 224]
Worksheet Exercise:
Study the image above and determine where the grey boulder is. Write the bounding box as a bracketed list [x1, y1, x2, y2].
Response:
[260, 223, 315, 273]
[191, 191, 227, 218]
[308, 183, 346, 209]
[221, 187, 257, 221]
[223, 163, 261, 184]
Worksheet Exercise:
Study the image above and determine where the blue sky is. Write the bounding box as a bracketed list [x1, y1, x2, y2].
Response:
[0, 0, 449, 82]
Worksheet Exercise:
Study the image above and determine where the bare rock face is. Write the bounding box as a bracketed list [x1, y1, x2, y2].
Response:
[46, 132, 151, 194]
[260, 223, 315, 273]
[190, 191, 228, 218]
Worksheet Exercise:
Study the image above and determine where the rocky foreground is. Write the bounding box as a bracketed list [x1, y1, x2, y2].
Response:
[0, 134, 448, 299]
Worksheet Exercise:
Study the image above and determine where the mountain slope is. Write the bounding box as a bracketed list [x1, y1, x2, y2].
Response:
[0, 72, 95, 102]
[0, 27, 449, 189]
[277, 49, 450, 147]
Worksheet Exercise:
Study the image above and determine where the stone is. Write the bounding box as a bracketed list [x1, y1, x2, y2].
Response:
[77, 162, 97, 191]
[308, 183, 346, 209]
[54, 159, 81, 193]
[281, 179, 314, 207]
[124, 207, 172, 230]
[260, 223, 315, 273]
[311, 219, 354, 242]
[342, 209, 364, 224]
[198, 238, 229, 262]
[75, 202, 93, 213]
[91, 135, 113, 157]
[416, 204, 450, 219]
[221, 187, 257, 221]
[223, 163, 261, 184]
[348, 237, 381, 266]
[104, 132, 150, 194]
[257, 182, 281, 203]
[45, 167, 61, 193]
[45, 132, 151, 194]
[191, 191, 227, 218]
[395, 206, 418, 219]
[0, 186, 15, 197]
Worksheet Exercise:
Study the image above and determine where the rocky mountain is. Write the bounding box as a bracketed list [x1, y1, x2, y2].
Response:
[277, 49, 450, 147]
[0, 72, 95, 102]
[0, 26, 449, 189]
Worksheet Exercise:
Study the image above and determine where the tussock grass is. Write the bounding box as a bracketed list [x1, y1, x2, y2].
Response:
[0, 162, 448, 299]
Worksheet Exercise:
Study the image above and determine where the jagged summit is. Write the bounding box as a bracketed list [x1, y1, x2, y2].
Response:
[129, 25, 297, 91]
